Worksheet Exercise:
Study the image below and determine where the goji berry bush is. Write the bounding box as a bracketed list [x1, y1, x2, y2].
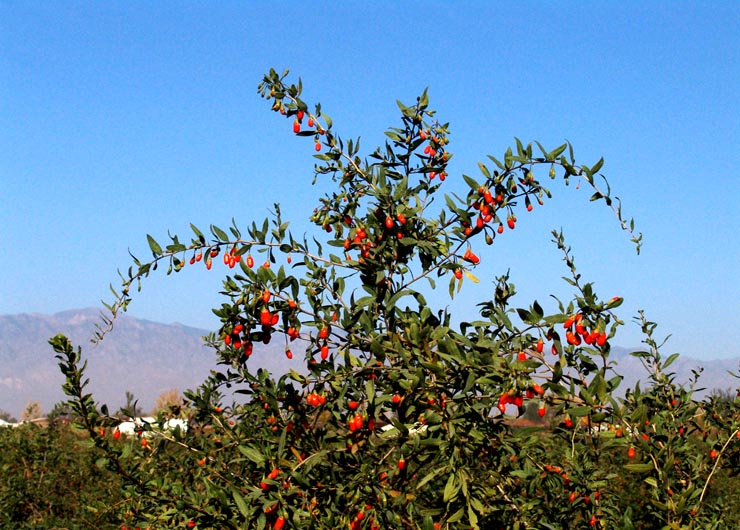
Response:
[53, 69, 739, 529]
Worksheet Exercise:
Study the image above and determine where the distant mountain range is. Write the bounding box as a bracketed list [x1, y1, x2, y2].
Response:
[0, 309, 737, 419]
[0, 308, 294, 418]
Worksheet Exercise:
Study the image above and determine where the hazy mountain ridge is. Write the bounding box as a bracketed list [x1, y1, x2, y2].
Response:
[0, 310, 737, 418]
[0, 309, 292, 418]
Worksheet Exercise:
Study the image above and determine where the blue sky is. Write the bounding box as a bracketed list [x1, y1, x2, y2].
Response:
[1, 2, 738, 361]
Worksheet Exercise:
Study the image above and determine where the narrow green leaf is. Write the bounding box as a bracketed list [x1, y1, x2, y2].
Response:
[211, 225, 230, 242]
[146, 235, 162, 256]
[233, 490, 250, 518]
[624, 463, 654, 473]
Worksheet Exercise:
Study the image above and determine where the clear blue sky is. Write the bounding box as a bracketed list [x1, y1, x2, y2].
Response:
[2, 2, 738, 361]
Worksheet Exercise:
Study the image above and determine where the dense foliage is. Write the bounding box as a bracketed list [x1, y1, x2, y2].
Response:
[0, 421, 123, 529]
[48, 69, 739, 529]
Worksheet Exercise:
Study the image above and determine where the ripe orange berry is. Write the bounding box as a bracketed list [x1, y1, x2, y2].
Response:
[114, 429, 121, 440]
[454, 268, 463, 280]
[308, 117, 314, 128]
[246, 255, 254, 268]
[627, 447, 636, 459]
[315, 141, 321, 152]
[397, 458, 406, 471]
[293, 120, 300, 134]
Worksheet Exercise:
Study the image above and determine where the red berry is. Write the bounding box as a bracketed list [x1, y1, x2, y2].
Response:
[315, 141, 321, 152]
[454, 268, 463, 280]
[627, 447, 636, 459]
[397, 458, 406, 471]
[293, 120, 300, 134]
[308, 117, 314, 128]
[246, 255, 254, 268]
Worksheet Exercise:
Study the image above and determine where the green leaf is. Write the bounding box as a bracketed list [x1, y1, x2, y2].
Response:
[624, 463, 654, 473]
[462, 174, 480, 190]
[443, 472, 459, 502]
[237, 445, 266, 465]
[233, 490, 250, 518]
[566, 406, 592, 417]
[211, 224, 230, 242]
[663, 352, 680, 370]
[146, 235, 162, 256]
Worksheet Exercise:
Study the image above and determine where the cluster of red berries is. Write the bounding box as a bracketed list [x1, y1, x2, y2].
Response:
[349, 505, 380, 530]
[348, 413, 364, 432]
[306, 391, 326, 407]
[222, 323, 254, 357]
[462, 247, 480, 265]
[419, 128, 449, 180]
[290, 108, 323, 151]
[498, 381, 546, 414]
[563, 313, 608, 347]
